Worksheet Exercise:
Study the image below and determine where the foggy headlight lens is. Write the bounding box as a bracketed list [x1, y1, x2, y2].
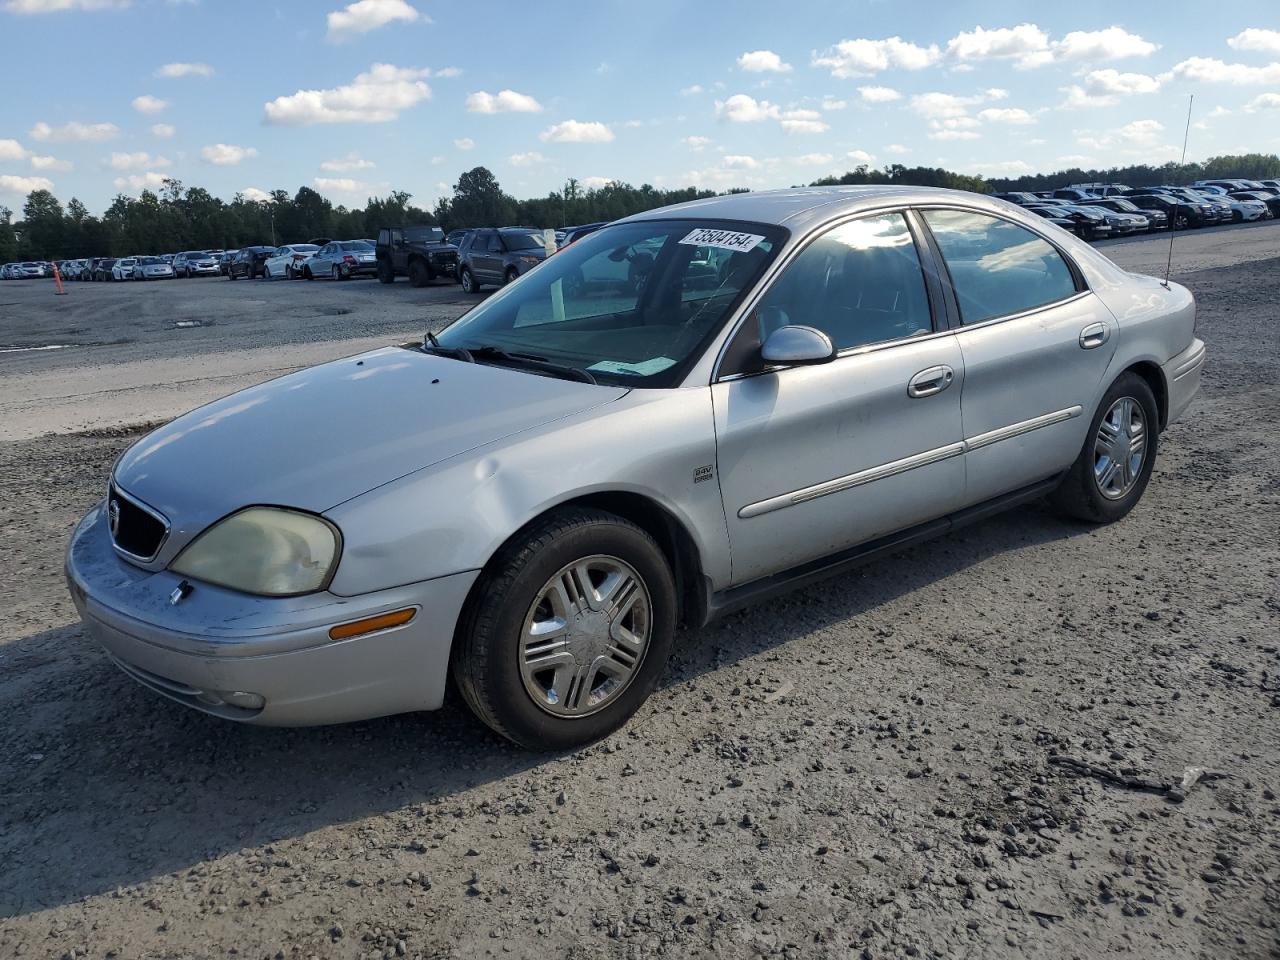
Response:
[170, 508, 339, 596]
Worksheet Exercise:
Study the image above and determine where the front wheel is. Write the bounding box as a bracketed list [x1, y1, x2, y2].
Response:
[452, 508, 677, 750]
[460, 267, 481, 294]
[1049, 372, 1158, 524]
[409, 260, 431, 287]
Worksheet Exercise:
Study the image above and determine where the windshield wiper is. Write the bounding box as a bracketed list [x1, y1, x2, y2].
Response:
[470, 345, 598, 385]
[422, 329, 474, 363]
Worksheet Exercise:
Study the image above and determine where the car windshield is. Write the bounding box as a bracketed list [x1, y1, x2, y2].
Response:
[137, 257, 162, 265]
[289, 244, 318, 253]
[501, 231, 546, 251]
[405, 227, 444, 242]
[436, 219, 784, 388]
[1108, 199, 1140, 212]
[340, 241, 371, 250]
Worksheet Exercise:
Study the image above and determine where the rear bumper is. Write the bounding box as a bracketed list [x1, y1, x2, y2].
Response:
[66, 501, 478, 726]
[1163, 338, 1205, 426]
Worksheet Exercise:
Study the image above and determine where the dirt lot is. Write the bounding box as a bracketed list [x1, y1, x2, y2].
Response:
[1, 225, 1278, 960]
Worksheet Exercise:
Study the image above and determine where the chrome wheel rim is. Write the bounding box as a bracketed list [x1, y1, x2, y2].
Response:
[519, 555, 651, 718]
[1093, 396, 1146, 500]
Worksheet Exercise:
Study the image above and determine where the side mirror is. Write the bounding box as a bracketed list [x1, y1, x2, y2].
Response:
[760, 325, 836, 366]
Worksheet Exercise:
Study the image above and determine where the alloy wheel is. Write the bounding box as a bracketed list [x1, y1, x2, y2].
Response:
[518, 555, 652, 718]
[1093, 396, 1146, 500]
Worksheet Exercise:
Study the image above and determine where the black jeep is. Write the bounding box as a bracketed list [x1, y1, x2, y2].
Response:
[376, 225, 459, 286]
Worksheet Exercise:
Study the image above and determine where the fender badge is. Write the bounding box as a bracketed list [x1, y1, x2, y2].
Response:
[693, 464, 714, 484]
[169, 580, 193, 606]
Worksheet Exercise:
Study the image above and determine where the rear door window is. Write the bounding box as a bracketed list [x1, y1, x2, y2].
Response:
[921, 210, 1079, 325]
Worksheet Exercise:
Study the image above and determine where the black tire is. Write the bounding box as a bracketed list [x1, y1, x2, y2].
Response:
[286, 265, 295, 280]
[460, 267, 481, 294]
[1049, 372, 1159, 524]
[332, 265, 346, 282]
[452, 508, 677, 750]
[1174, 214, 1188, 230]
[408, 259, 431, 288]
[377, 260, 394, 284]
[304, 266, 313, 280]
[504, 267, 519, 286]
[228, 268, 237, 280]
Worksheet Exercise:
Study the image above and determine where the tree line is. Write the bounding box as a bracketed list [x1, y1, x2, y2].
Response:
[2, 152, 1276, 261]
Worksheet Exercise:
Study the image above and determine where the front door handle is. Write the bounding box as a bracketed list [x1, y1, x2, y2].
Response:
[908, 364, 955, 399]
[1079, 322, 1110, 349]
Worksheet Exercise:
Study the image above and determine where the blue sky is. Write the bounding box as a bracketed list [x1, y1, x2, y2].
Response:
[2, 0, 1279, 214]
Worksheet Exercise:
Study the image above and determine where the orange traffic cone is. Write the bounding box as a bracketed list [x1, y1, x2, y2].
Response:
[53, 261, 67, 295]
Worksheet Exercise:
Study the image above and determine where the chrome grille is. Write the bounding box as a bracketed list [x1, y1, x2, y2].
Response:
[108, 485, 169, 561]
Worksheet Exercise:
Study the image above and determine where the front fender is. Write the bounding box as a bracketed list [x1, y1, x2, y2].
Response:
[324, 388, 729, 596]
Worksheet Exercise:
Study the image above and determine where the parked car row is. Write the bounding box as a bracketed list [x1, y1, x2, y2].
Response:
[994, 178, 1280, 238]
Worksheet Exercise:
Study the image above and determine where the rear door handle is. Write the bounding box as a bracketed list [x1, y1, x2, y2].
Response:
[1079, 322, 1110, 349]
[908, 364, 955, 398]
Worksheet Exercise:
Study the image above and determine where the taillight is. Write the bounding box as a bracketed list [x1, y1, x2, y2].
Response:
[343, 255, 355, 264]
[293, 254, 304, 260]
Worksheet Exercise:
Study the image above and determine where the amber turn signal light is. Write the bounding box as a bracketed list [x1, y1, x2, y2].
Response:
[328, 607, 417, 641]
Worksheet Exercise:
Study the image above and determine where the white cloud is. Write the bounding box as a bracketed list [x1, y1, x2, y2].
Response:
[131, 94, 168, 114]
[264, 63, 431, 125]
[200, 143, 257, 165]
[241, 187, 272, 202]
[1053, 27, 1158, 61]
[0, 173, 55, 193]
[779, 108, 829, 134]
[974, 159, 1034, 175]
[539, 120, 614, 143]
[722, 154, 760, 169]
[581, 177, 615, 190]
[326, 0, 422, 40]
[1055, 154, 1094, 166]
[795, 152, 834, 165]
[714, 94, 779, 122]
[150, 123, 176, 138]
[508, 151, 546, 167]
[156, 61, 214, 78]
[0, 139, 26, 161]
[454, 137, 474, 150]
[682, 135, 712, 150]
[908, 92, 985, 120]
[885, 143, 910, 155]
[1226, 28, 1280, 55]
[3, 0, 128, 12]
[812, 36, 941, 77]
[29, 120, 119, 142]
[1118, 119, 1163, 145]
[847, 149, 875, 165]
[313, 177, 371, 193]
[113, 171, 168, 191]
[858, 85, 901, 103]
[680, 84, 704, 96]
[108, 151, 169, 171]
[1167, 57, 1280, 85]
[985, 88, 1009, 100]
[319, 152, 375, 172]
[929, 129, 980, 141]
[434, 66, 461, 78]
[737, 50, 792, 73]
[977, 107, 1036, 124]
[29, 154, 70, 171]
[465, 89, 543, 113]
[1084, 68, 1162, 95]
[945, 23, 1050, 69]
[1058, 85, 1116, 109]
[821, 97, 847, 111]
[1244, 93, 1280, 112]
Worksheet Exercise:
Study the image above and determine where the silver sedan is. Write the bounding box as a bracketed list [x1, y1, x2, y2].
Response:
[67, 186, 1204, 749]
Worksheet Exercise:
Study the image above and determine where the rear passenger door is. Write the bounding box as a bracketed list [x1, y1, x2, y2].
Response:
[712, 211, 968, 586]
[918, 208, 1118, 504]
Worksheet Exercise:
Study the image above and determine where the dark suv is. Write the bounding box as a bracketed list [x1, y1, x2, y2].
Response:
[228, 246, 276, 280]
[375, 225, 458, 287]
[456, 227, 550, 294]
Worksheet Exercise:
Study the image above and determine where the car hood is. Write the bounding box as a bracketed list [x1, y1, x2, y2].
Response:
[113, 346, 627, 537]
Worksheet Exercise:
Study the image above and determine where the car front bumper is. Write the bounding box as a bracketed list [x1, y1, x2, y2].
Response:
[1163, 338, 1205, 426]
[65, 501, 478, 726]
[188, 265, 220, 275]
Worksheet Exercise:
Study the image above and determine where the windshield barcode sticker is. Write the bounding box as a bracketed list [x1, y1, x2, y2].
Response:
[678, 228, 765, 253]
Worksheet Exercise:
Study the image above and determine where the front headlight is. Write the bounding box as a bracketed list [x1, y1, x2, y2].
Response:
[170, 507, 340, 596]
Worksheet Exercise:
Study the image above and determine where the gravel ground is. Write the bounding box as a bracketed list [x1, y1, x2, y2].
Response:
[1, 226, 1278, 959]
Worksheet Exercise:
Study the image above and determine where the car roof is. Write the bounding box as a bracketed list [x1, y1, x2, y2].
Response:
[618, 185, 1015, 234]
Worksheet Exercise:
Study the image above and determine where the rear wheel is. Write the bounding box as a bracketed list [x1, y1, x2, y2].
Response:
[332, 265, 345, 281]
[377, 260, 394, 284]
[505, 267, 519, 286]
[452, 508, 677, 750]
[409, 259, 431, 287]
[1049, 372, 1158, 524]
[286, 265, 295, 280]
